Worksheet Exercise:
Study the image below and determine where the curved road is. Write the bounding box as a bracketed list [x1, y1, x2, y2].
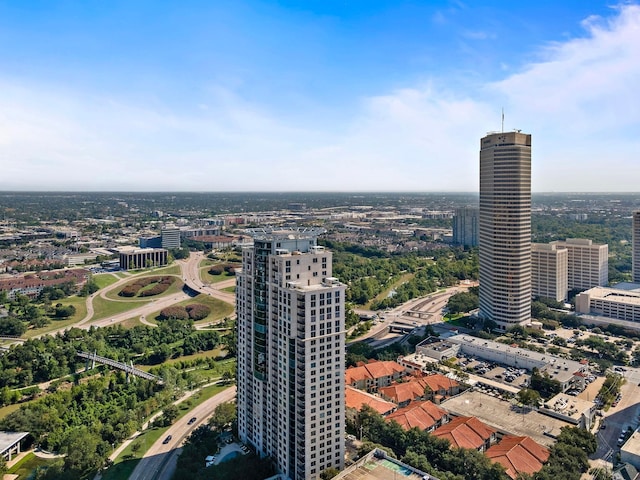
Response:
[128, 386, 237, 480]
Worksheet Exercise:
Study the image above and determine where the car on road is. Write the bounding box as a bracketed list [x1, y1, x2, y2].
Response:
[163, 435, 172, 444]
[188, 417, 197, 425]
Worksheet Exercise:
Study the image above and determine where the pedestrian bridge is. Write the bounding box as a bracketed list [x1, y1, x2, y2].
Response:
[77, 351, 163, 383]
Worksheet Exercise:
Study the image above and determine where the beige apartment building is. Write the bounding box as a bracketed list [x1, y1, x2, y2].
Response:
[479, 131, 532, 329]
[550, 238, 608, 290]
[531, 243, 568, 302]
[236, 228, 346, 480]
[633, 211, 640, 283]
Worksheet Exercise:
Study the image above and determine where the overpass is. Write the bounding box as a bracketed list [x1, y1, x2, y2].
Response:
[78, 351, 163, 383]
[388, 323, 417, 334]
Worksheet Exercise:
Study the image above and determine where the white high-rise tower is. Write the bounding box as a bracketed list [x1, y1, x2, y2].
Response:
[236, 228, 346, 480]
[633, 211, 640, 283]
[479, 131, 532, 330]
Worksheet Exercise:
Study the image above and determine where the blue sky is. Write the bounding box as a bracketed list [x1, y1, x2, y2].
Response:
[0, 1, 638, 192]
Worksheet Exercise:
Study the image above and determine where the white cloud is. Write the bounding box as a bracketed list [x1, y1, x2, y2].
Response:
[1, 4, 639, 192]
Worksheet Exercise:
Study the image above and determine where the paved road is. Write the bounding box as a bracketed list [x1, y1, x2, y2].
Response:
[349, 284, 468, 344]
[592, 367, 640, 464]
[181, 252, 235, 304]
[128, 386, 237, 480]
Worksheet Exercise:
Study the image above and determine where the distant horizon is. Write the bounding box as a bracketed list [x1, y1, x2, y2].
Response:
[1, 1, 639, 191]
[1, 190, 639, 195]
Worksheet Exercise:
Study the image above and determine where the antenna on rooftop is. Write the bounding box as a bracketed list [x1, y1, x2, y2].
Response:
[501, 108, 504, 133]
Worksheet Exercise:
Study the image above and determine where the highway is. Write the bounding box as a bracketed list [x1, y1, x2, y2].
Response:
[128, 386, 236, 480]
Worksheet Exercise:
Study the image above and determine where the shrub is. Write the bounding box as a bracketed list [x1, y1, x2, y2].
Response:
[158, 306, 189, 320]
[119, 276, 175, 297]
[208, 266, 224, 275]
[186, 304, 211, 320]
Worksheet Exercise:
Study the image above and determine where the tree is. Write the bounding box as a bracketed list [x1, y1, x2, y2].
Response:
[517, 389, 541, 410]
[161, 404, 179, 427]
[0, 454, 7, 476]
[209, 402, 236, 431]
[320, 467, 340, 479]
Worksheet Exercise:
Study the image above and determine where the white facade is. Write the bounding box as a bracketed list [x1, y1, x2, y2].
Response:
[236, 228, 346, 480]
[633, 212, 640, 283]
[479, 131, 532, 329]
[531, 243, 568, 302]
[161, 225, 181, 249]
[550, 239, 608, 290]
[576, 286, 640, 322]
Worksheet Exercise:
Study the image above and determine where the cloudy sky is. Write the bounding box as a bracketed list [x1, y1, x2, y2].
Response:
[0, 1, 638, 192]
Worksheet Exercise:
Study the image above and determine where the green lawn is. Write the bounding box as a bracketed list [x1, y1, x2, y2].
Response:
[364, 272, 416, 309]
[91, 295, 153, 321]
[93, 273, 121, 289]
[119, 317, 146, 329]
[8, 452, 57, 479]
[145, 293, 234, 325]
[222, 286, 236, 294]
[104, 275, 183, 301]
[23, 295, 88, 338]
[101, 384, 231, 480]
[0, 402, 23, 420]
[201, 268, 236, 285]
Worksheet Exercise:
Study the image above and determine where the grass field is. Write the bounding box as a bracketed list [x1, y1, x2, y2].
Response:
[364, 272, 416, 309]
[8, 452, 57, 479]
[0, 401, 23, 420]
[93, 273, 121, 289]
[91, 294, 153, 321]
[23, 295, 89, 338]
[222, 286, 236, 294]
[119, 317, 146, 329]
[201, 268, 235, 285]
[145, 293, 234, 325]
[104, 275, 183, 301]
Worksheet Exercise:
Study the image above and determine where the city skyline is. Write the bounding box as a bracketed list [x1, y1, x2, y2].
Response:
[1, 1, 639, 192]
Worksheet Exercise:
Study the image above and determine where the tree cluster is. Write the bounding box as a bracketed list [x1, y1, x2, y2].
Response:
[529, 368, 562, 398]
[0, 374, 166, 479]
[0, 320, 223, 390]
[208, 263, 239, 275]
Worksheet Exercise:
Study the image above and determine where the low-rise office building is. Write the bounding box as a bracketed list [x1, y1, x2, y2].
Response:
[418, 335, 586, 393]
[118, 248, 168, 270]
[576, 286, 640, 323]
[540, 393, 596, 429]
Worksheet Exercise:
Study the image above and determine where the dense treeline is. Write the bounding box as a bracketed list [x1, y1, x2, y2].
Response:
[0, 374, 167, 479]
[320, 242, 477, 308]
[0, 320, 224, 390]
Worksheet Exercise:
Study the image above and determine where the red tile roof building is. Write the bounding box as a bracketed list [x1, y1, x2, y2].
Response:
[486, 435, 549, 479]
[344, 360, 406, 392]
[432, 416, 497, 452]
[385, 400, 450, 432]
[0, 269, 89, 299]
[345, 386, 397, 422]
[378, 373, 460, 407]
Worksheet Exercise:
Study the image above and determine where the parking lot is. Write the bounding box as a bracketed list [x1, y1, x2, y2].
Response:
[458, 357, 531, 389]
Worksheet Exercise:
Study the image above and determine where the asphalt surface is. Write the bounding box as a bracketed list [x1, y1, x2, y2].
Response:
[128, 386, 237, 480]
